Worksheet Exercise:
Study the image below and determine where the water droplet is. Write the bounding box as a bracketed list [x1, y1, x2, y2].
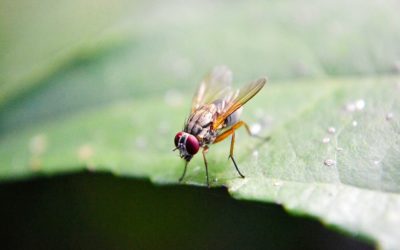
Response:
[373, 160, 380, 166]
[252, 150, 259, 162]
[355, 99, 365, 110]
[250, 123, 262, 135]
[273, 181, 282, 187]
[322, 137, 330, 144]
[345, 103, 356, 112]
[345, 100, 365, 112]
[324, 159, 336, 167]
[352, 120, 358, 127]
[386, 112, 394, 121]
[164, 89, 183, 107]
[327, 127, 336, 134]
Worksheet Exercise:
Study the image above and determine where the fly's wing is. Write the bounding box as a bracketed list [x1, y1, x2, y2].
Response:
[212, 78, 267, 130]
[191, 65, 233, 112]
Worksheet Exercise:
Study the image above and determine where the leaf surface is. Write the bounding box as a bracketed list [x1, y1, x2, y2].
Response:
[1, 0, 400, 249]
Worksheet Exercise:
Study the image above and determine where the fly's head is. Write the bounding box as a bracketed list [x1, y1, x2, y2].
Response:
[174, 132, 200, 161]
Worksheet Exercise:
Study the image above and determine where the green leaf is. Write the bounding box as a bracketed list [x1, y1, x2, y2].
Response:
[1, 0, 400, 249]
[1, 74, 399, 249]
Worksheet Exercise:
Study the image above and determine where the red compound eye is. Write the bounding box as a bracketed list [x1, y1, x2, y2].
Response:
[174, 132, 184, 147]
[185, 134, 199, 155]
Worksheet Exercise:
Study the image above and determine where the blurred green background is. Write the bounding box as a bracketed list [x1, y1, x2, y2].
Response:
[1, 0, 399, 249]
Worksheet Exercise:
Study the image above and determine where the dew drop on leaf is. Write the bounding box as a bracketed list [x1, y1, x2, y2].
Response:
[386, 112, 394, 121]
[327, 127, 336, 134]
[322, 137, 330, 144]
[345, 103, 356, 112]
[324, 159, 336, 167]
[355, 99, 365, 110]
[252, 150, 259, 162]
[250, 123, 262, 135]
[345, 99, 365, 112]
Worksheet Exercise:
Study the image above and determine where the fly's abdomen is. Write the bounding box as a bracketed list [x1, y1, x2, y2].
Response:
[224, 107, 243, 127]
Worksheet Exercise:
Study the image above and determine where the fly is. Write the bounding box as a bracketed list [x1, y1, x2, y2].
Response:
[173, 66, 267, 187]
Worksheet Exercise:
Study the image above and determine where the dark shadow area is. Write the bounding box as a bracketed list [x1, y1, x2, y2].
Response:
[0, 173, 372, 250]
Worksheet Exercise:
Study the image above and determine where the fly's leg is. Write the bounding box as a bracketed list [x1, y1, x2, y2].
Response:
[229, 131, 245, 178]
[202, 146, 210, 188]
[214, 121, 268, 143]
[214, 120, 269, 178]
[214, 122, 246, 178]
[179, 161, 189, 182]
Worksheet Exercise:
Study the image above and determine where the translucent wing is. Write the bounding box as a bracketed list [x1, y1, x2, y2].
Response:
[213, 78, 267, 130]
[191, 65, 233, 112]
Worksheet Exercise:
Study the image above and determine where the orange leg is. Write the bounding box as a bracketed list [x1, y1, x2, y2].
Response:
[214, 121, 247, 143]
[214, 120, 267, 143]
[229, 131, 245, 178]
[213, 121, 253, 178]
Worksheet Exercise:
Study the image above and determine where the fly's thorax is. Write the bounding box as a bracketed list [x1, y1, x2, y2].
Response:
[185, 104, 219, 145]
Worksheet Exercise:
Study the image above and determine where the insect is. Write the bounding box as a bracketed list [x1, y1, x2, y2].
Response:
[173, 66, 267, 187]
